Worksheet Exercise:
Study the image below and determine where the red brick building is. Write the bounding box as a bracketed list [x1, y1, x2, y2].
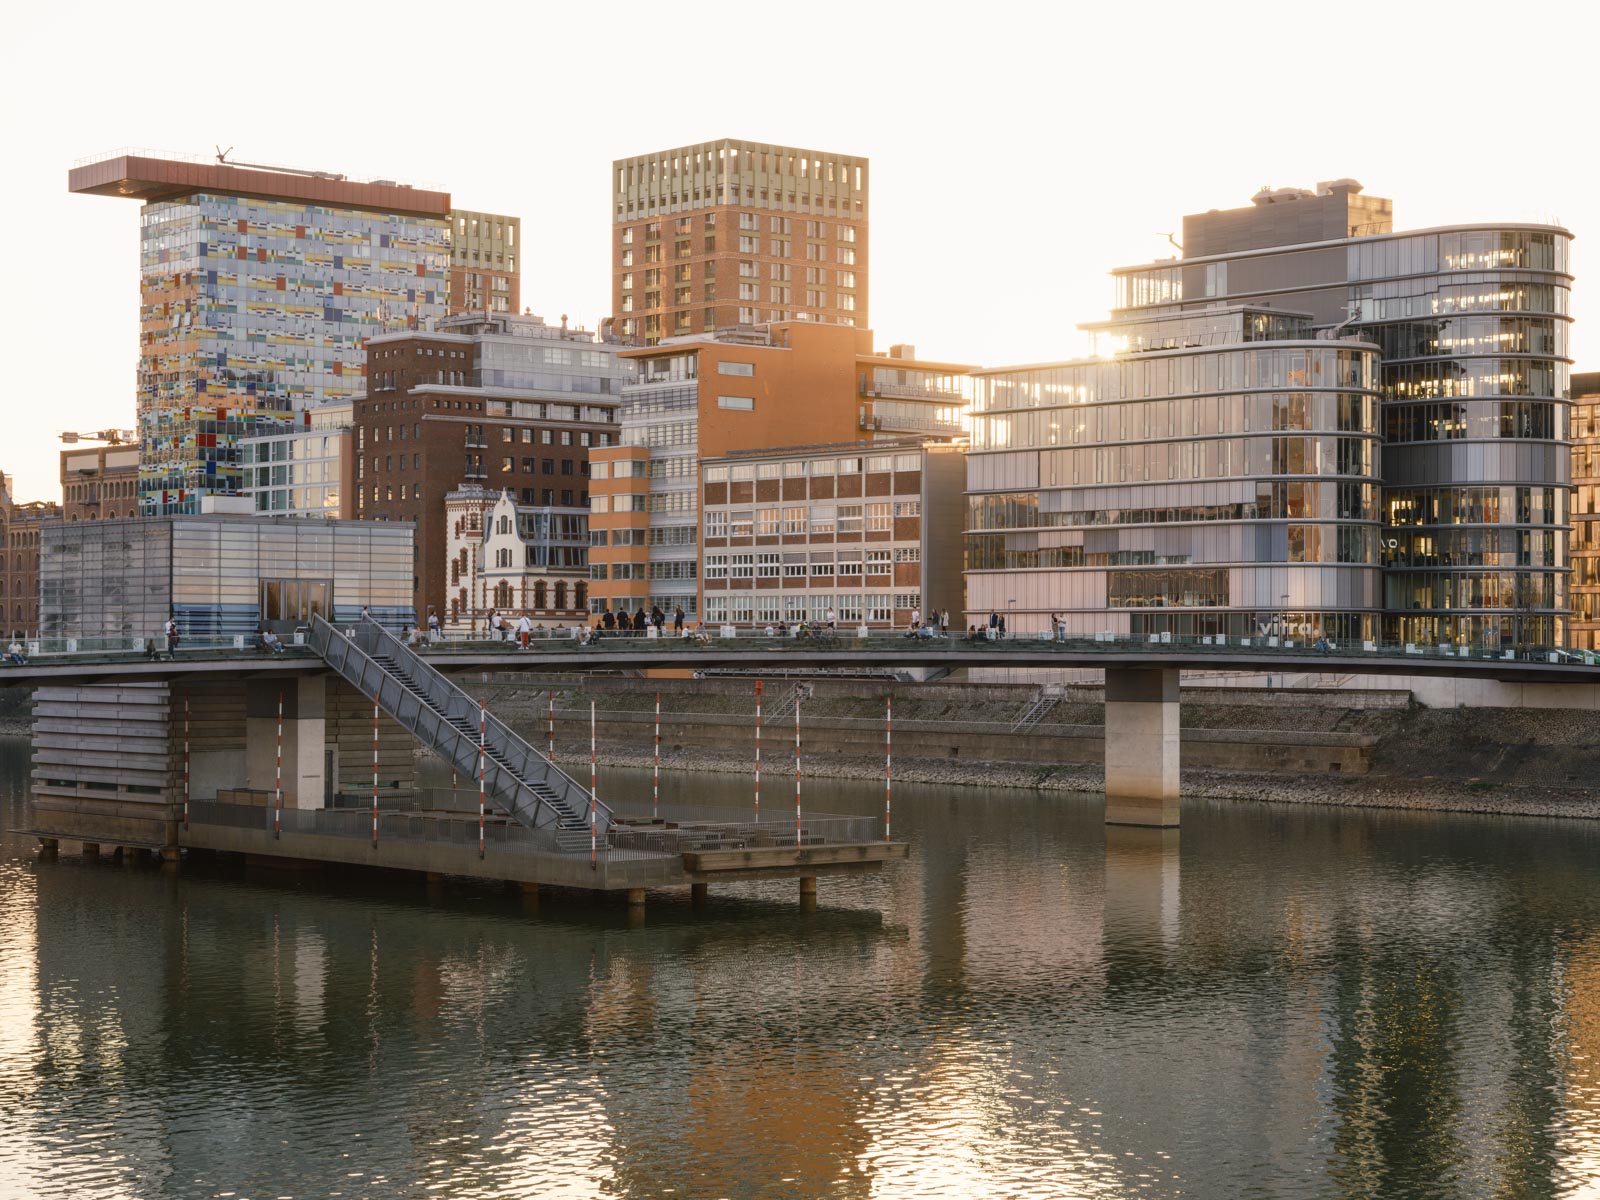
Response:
[1, 474, 61, 635]
[611, 139, 867, 344]
[61, 443, 141, 522]
[355, 313, 629, 623]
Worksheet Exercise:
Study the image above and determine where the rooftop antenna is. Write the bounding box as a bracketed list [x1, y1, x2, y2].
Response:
[215, 145, 234, 163]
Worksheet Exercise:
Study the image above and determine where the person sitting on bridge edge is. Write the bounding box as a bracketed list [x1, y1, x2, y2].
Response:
[5, 638, 25, 666]
[261, 629, 286, 655]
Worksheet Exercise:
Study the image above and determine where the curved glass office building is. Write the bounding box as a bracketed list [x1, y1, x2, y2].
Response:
[1081, 184, 1575, 649]
[968, 307, 1384, 641]
[1350, 229, 1571, 646]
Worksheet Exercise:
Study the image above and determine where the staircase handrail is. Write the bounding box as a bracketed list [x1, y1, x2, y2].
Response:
[353, 616, 602, 831]
[308, 615, 607, 837]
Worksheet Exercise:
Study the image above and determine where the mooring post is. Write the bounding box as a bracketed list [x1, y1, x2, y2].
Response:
[274, 689, 283, 839]
[794, 694, 802, 847]
[477, 699, 486, 860]
[183, 696, 190, 832]
[371, 701, 379, 847]
[799, 875, 817, 911]
[589, 700, 597, 871]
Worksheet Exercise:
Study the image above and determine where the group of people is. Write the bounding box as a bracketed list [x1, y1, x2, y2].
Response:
[486, 609, 542, 649]
[902, 607, 952, 639]
[584, 605, 692, 644]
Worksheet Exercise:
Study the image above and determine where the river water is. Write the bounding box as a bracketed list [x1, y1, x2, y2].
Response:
[5, 733, 1600, 1198]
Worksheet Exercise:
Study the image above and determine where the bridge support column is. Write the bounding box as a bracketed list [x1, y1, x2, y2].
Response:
[1103, 667, 1180, 827]
[246, 677, 327, 809]
[799, 875, 818, 911]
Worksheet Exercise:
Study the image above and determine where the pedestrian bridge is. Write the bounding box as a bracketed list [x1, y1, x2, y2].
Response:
[9, 618, 1599, 831]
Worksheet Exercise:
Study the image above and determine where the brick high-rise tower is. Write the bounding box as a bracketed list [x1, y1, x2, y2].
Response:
[610, 139, 867, 344]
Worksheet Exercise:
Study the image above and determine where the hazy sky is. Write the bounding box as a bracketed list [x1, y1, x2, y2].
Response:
[2, 0, 1593, 502]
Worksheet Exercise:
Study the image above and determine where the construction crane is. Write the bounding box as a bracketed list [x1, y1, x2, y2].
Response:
[59, 429, 135, 445]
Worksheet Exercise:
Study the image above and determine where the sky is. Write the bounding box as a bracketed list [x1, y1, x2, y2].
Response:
[2, 0, 1595, 502]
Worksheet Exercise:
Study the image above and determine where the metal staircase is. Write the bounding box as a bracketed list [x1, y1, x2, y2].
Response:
[766, 683, 811, 721]
[1010, 683, 1065, 733]
[309, 615, 605, 854]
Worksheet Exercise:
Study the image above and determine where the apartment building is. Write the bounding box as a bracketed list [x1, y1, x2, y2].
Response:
[448, 209, 520, 315]
[240, 402, 355, 518]
[60, 443, 140, 522]
[0, 474, 61, 635]
[611, 139, 867, 343]
[356, 312, 629, 622]
[588, 322, 972, 621]
[699, 439, 965, 630]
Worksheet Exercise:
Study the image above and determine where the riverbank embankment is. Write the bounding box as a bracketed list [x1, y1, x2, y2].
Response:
[476, 675, 1600, 821]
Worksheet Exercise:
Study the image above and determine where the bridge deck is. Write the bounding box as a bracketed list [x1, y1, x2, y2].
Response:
[4, 633, 1598, 685]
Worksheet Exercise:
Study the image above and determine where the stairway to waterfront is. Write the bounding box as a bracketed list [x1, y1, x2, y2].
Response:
[310, 616, 604, 854]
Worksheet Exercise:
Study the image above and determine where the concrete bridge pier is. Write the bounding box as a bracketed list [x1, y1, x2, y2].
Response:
[246, 677, 327, 808]
[1103, 667, 1181, 827]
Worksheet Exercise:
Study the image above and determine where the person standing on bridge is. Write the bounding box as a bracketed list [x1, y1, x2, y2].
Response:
[516, 613, 532, 649]
[674, 606, 685, 634]
[911, 606, 921, 633]
[988, 610, 998, 640]
[427, 610, 441, 642]
[165, 617, 179, 658]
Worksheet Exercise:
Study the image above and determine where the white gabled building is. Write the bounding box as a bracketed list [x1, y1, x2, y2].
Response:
[443, 486, 590, 633]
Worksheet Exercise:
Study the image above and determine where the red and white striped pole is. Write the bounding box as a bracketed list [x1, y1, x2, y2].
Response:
[371, 701, 379, 847]
[548, 690, 555, 762]
[478, 699, 486, 859]
[589, 701, 597, 869]
[754, 680, 762, 822]
[653, 691, 660, 820]
[183, 696, 190, 831]
[885, 695, 892, 842]
[794, 695, 802, 847]
[274, 690, 283, 839]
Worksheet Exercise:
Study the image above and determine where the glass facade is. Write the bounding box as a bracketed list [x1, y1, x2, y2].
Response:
[1106, 197, 1574, 648]
[241, 424, 348, 517]
[138, 193, 448, 515]
[1573, 375, 1600, 652]
[968, 332, 1383, 641]
[40, 516, 414, 639]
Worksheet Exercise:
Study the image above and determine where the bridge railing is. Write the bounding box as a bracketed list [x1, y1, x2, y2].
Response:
[10, 625, 1599, 671]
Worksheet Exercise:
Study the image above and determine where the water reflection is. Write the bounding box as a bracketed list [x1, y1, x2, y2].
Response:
[5, 739, 1600, 1196]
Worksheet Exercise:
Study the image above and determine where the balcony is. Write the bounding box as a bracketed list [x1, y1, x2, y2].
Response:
[859, 375, 969, 403]
[859, 404, 964, 435]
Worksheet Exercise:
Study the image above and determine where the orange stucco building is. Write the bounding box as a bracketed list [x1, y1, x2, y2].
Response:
[587, 321, 970, 624]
